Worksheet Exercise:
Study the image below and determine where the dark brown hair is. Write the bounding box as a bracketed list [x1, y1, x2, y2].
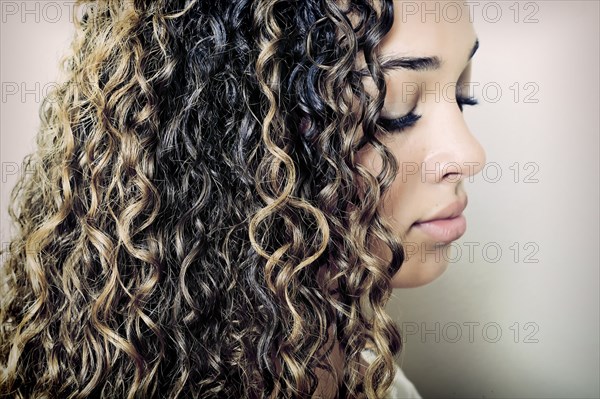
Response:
[0, 0, 404, 397]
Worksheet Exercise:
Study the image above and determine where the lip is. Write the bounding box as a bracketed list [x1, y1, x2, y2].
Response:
[412, 198, 468, 244]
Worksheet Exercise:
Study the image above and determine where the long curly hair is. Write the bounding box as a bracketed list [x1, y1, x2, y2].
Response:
[0, 0, 405, 397]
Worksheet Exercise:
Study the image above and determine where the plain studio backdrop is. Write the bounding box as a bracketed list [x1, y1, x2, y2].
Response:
[1, 1, 598, 398]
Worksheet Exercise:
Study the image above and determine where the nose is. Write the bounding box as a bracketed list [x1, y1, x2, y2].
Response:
[421, 103, 486, 184]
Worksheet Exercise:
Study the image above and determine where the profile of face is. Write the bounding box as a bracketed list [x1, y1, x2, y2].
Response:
[356, 1, 486, 288]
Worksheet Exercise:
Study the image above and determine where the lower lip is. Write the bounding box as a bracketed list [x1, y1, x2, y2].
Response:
[412, 214, 467, 244]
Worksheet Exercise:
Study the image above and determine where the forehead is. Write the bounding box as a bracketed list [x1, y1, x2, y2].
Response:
[379, 1, 477, 68]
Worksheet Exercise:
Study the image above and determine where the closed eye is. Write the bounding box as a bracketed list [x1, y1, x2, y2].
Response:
[377, 105, 422, 133]
[377, 93, 479, 133]
[456, 94, 478, 112]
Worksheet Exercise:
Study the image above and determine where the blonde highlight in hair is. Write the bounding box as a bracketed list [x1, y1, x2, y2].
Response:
[1, 0, 404, 397]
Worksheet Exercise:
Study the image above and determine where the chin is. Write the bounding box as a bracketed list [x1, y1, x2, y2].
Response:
[389, 257, 449, 289]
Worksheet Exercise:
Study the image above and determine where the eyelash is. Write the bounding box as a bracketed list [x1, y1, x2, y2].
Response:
[377, 104, 421, 133]
[377, 94, 479, 133]
[456, 94, 479, 112]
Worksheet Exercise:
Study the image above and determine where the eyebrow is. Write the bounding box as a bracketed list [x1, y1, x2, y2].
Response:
[358, 38, 479, 76]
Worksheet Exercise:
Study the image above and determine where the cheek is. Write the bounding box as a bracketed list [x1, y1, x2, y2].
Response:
[378, 178, 413, 237]
[377, 139, 425, 233]
[356, 135, 451, 288]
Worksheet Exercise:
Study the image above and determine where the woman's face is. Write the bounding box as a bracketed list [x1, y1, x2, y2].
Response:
[356, 1, 486, 288]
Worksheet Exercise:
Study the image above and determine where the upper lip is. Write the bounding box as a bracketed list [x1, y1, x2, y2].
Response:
[413, 197, 468, 224]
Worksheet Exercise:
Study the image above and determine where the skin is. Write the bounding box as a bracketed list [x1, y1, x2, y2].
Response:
[356, 0, 486, 288]
[316, 1, 486, 396]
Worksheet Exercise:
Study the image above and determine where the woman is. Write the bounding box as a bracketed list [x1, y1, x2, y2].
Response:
[0, 0, 485, 398]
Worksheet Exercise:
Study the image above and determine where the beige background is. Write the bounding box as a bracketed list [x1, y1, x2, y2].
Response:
[1, 1, 598, 398]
